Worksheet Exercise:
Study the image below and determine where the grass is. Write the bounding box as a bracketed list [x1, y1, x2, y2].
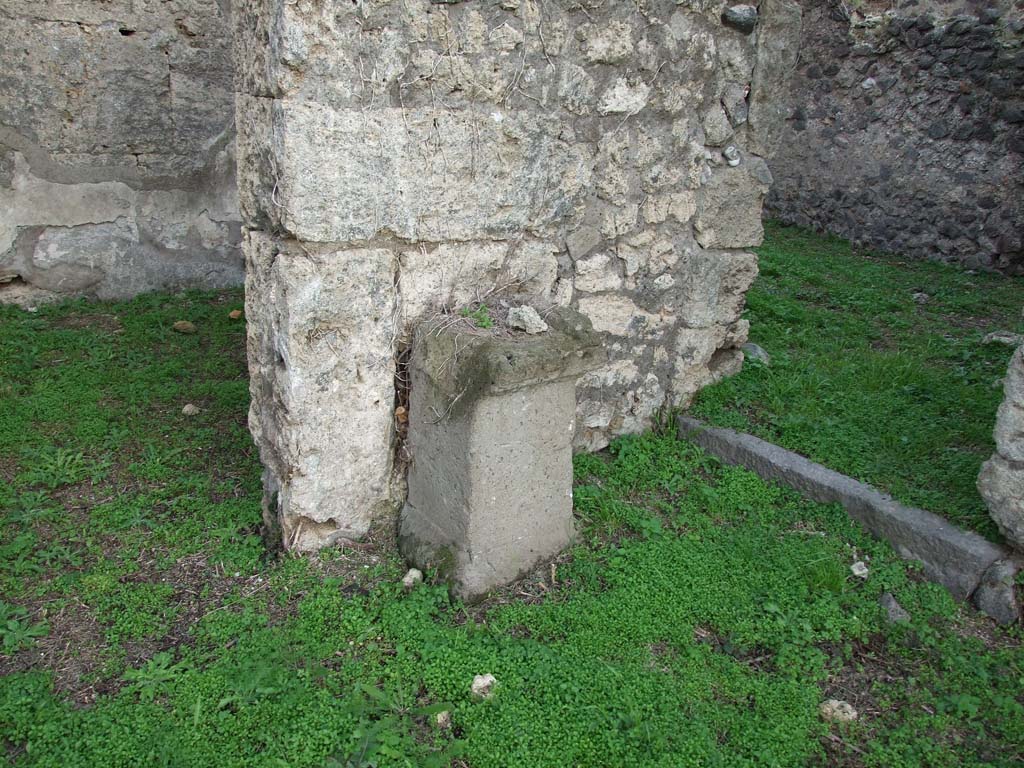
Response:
[692, 222, 1024, 542]
[0, 286, 1021, 766]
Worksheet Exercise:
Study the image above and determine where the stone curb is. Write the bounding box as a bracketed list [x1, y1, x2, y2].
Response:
[677, 416, 1021, 625]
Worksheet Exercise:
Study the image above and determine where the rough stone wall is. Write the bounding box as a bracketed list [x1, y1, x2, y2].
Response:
[0, 0, 243, 302]
[767, 0, 1024, 274]
[235, 0, 800, 549]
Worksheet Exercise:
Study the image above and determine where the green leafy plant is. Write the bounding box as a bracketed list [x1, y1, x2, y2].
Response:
[327, 683, 460, 768]
[459, 304, 494, 329]
[1, 601, 48, 653]
[124, 651, 188, 702]
[18, 446, 94, 488]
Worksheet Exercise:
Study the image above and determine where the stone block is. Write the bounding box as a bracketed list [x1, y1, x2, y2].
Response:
[979, 346, 1024, 551]
[245, 231, 399, 550]
[242, 98, 594, 244]
[694, 158, 773, 249]
[400, 308, 604, 599]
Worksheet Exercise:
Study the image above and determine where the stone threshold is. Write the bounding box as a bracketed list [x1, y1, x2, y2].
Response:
[676, 416, 1022, 625]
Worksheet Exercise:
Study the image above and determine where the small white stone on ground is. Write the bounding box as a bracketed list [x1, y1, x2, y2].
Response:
[401, 568, 423, 589]
[435, 711, 452, 729]
[507, 306, 548, 334]
[851, 561, 869, 579]
[820, 699, 858, 723]
[911, 292, 930, 305]
[471, 673, 497, 699]
[182, 403, 200, 416]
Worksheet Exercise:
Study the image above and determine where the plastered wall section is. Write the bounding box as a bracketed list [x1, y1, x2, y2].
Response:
[0, 0, 243, 302]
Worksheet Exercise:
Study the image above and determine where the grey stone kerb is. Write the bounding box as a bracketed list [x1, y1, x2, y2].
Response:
[678, 416, 1022, 625]
[400, 307, 604, 600]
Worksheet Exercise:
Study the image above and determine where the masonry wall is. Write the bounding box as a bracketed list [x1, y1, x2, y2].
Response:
[235, 0, 801, 549]
[767, 0, 1024, 274]
[0, 0, 242, 303]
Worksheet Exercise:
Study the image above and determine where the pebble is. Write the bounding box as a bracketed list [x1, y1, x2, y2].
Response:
[880, 592, 911, 623]
[820, 699, 858, 723]
[182, 403, 201, 416]
[911, 292, 930, 305]
[435, 711, 452, 729]
[401, 568, 423, 589]
[723, 145, 742, 167]
[471, 673, 497, 699]
[228, 309, 243, 320]
[172, 320, 197, 334]
[851, 561, 869, 579]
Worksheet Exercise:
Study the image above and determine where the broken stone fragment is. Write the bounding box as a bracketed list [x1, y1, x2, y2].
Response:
[723, 145, 742, 167]
[401, 568, 424, 589]
[471, 674, 497, 699]
[507, 305, 549, 334]
[181, 403, 201, 416]
[172, 320, 196, 334]
[721, 83, 750, 127]
[722, 5, 759, 34]
[435, 711, 452, 729]
[820, 699, 858, 723]
[850, 561, 869, 579]
[879, 592, 910, 623]
[972, 558, 1023, 625]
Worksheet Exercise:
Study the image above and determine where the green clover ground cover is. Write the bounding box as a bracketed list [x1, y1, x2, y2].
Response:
[692, 222, 1024, 542]
[0, 286, 1022, 766]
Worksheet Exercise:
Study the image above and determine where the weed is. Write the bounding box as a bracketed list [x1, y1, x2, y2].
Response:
[1, 601, 48, 654]
[459, 304, 494, 329]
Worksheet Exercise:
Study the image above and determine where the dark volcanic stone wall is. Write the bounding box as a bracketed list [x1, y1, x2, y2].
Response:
[768, 0, 1024, 274]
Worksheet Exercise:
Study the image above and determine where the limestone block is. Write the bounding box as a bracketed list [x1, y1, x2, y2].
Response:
[245, 231, 399, 550]
[671, 322, 749, 407]
[246, 99, 593, 244]
[694, 158, 773, 249]
[577, 295, 673, 338]
[574, 253, 623, 293]
[979, 347, 1024, 550]
[398, 240, 558, 325]
[399, 309, 604, 599]
[673, 249, 759, 328]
